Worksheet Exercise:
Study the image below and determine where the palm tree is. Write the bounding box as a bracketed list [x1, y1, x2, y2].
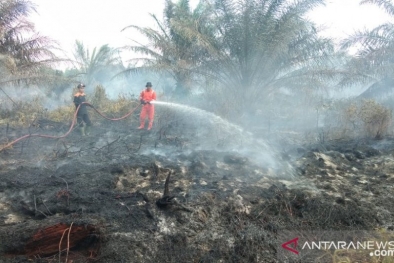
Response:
[184, 0, 341, 120]
[0, 0, 57, 79]
[0, 0, 61, 107]
[71, 40, 122, 86]
[340, 0, 394, 98]
[121, 0, 212, 97]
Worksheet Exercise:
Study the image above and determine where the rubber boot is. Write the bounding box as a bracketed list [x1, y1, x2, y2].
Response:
[138, 120, 145, 129]
[147, 121, 153, 131]
[85, 125, 91, 136]
[80, 126, 86, 136]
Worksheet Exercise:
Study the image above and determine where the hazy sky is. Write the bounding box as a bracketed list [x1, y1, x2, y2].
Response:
[30, 0, 173, 61]
[307, 0, 393, 40]
[29, 0, 393, 63]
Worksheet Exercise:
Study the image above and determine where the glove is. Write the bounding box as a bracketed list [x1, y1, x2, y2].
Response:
[146, 101, 151, 104]
[140, 99, 146, 105]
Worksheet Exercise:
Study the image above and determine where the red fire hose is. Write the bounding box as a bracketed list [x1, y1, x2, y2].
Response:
[0, 102, 141, 152]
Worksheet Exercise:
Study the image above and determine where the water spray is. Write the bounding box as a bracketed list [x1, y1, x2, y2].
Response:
[151, 101, 244, 134]
[150, 101, 282, 170]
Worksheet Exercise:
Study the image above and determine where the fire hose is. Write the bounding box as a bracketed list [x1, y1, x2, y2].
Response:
[0, 102, 141, 152]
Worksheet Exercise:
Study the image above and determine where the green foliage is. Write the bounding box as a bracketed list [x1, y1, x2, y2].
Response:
[121, 0, 212, 97]
[90, 85, 108, 109]
[88, 85, 135, 116]
[71, 40, 123, 86]
[196, 0, 341, 119]
[0, 0, 57, 77]
[340, 0, 394, 95]
[122, 0, 345, 125]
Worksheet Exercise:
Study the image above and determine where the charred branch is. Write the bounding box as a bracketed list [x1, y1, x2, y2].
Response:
[156, 170, 175, 208]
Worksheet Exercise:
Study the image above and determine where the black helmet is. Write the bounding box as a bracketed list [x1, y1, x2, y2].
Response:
[77, 83, 86, 88]
[145, 82, 152, 87]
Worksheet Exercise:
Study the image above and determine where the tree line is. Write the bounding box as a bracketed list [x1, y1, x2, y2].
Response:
[1, 0, 393, 123]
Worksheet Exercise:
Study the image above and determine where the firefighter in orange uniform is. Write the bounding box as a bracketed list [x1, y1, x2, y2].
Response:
[138, 82, 156, 130]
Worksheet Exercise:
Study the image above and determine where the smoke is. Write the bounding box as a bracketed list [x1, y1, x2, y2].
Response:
[0, 85, 72, 111]
[150, 101, 290, 174]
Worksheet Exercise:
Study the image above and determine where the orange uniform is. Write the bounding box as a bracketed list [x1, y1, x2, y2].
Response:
[139, 88, 156, 130]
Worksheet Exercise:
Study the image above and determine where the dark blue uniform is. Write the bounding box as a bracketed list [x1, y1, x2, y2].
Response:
[73, 91, 92, 127]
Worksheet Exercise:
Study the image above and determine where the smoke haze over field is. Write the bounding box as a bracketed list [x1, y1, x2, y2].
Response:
[2, 0, 394, 177]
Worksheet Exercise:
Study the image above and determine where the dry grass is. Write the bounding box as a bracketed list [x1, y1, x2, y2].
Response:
[342, 100, 392, 139]
[359, 100, 392, 139]
[321, 229, 394, 263]
[324, 99, 392, 140]
[89, 85, 135, 117]
[47, 105, 75, 123]
[0, 96, 45, 127]
[0, 85, 137, 126]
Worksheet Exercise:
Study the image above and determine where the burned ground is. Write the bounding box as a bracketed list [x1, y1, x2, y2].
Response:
[0, 118, 394, 262]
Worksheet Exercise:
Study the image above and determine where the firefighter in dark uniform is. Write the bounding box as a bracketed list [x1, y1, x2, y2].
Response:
[73, 83, 92, 136]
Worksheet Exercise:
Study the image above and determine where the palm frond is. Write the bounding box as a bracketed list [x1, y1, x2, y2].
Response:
[361, 0, 394, 16]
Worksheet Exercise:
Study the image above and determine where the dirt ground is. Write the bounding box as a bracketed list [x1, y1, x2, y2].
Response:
[1, 117, 394, 262]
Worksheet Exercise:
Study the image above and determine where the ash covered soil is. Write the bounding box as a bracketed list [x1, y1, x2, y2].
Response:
[1, 118, 394, 262]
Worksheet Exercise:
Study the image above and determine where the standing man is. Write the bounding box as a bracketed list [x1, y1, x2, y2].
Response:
[73, 83, 92, 136]
[138, 82, 156, 130]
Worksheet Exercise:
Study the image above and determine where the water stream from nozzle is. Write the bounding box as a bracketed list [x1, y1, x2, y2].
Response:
[151, 101, 243, 134]
[151, 101, 283, 170]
